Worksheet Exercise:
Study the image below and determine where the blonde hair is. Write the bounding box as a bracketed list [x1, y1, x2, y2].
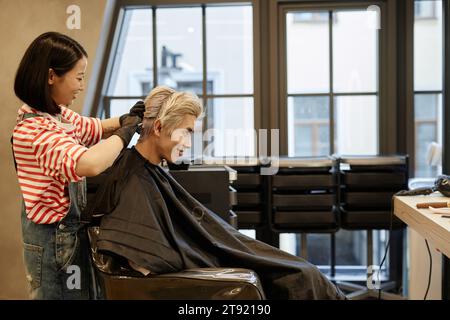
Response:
[139, 86, 203, 141]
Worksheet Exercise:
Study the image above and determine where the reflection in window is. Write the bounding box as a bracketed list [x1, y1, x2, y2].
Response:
[286, 11, 329, 94]
[414, 94, 442, 177]
[207, 6, 253, 95]
[286, 9, 379, 157]
[332, 11, 378, 93]
[102, 4, 254, 157]
[205, 97, 255, 157]
[107, 9, 153, 96]
[288, 96, 329, 156]
[292, 12, 329, 23]
[156, 8, 203, 94]
[415, 1, 438, 19]
[334, 96, 378, 155]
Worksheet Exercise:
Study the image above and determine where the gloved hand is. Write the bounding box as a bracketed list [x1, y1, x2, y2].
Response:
[113, 115, 141, 147]
[119, 101, 145, 126]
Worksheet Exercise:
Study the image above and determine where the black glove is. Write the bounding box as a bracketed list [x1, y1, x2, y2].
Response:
[120, 101, 145, 126]
[113, 115, 141, 147]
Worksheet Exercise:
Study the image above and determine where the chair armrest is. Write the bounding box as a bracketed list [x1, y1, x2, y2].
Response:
[87, 227, 265, 300]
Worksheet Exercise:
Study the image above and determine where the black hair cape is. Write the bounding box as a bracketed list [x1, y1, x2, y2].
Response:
[93, 147, 345, 300]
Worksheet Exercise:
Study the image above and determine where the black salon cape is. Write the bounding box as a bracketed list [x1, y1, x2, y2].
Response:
[94, 147, 345, 300]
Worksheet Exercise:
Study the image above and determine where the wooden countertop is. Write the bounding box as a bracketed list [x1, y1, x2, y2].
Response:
[394, 193, 450, 259]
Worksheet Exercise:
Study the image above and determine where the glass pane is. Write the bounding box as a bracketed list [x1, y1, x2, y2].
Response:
[306, 234, 331, 267]
[287, 96, 330, 157]
[205, 98, 254, 157]
[107, 9, 153, 96]
[206, 5, 253, 95]
[156, 8, 203, 95]
[109, 99, 139, 118]
[335, 230, 367, 266]
[279, 233, 297, 255]
[333, 10, 378, 93]
[334, 95, 378, 155]
[414, 0, 443, 91]
[414, 93, 442, 177]
[286, 11, 330, 94]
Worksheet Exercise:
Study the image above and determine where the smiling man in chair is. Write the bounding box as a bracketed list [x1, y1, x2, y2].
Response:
[92, 85, 346, 300]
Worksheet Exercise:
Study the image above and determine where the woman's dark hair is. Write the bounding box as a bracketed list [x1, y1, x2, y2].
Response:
[14, 32, 88, 115]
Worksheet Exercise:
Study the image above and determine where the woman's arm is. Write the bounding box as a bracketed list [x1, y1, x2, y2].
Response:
[101, 117, 121, 139]
[75, 135, 124, 177]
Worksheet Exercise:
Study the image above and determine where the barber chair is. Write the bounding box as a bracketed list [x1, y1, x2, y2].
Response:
[87, 227, 265, 300]
[335, 155, 408, 300]
[85, 169, 265, 300]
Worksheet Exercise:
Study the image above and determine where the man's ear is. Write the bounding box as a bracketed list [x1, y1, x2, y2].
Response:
[153, 119, 162, 137]
[48, 68, 56, 85]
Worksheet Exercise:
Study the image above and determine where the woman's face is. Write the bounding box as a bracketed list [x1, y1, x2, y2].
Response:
[49, 57, 87, 107]
[159, 115, 196, 164]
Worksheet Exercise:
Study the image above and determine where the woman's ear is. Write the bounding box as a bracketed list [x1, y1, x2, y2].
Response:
[48, 68, 56, 85]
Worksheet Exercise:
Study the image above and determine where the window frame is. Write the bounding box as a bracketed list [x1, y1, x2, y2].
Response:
[89, 0, 262, 141]
[275, 1, 394, 157]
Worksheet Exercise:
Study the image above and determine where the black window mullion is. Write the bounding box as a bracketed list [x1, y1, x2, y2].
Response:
[202, 4, 207, 105]
[329, 10, 334, 155]
[104, 96, 111, 119]
[152, 6, 158, 87]
[202, 4, 209, 155]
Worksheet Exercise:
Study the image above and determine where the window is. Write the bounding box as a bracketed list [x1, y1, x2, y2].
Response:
[414, 0, 443, 177]
[415, 1, 438, 19]
[102, 4, 255, 157]
[281, 4, 385, 280]
[285, 9, 379, 157]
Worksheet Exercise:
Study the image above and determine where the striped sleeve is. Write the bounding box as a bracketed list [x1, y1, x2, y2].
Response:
[61, 106, 103, 147]
[31, 122, 88, 182]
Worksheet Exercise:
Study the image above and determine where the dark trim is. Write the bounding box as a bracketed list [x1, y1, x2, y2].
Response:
[205, 94, 254, 98]
[415, 90, 444, 95]
[396, 0, 414, 177]
[443, 256, 450, 300]
[87, 2, 123, 117]
[287, 92, 378, 97]
[278, 5, 288, 155]
[443, 0, 450, 298]
[253, 0, 262, 134]
[443, 0, 450, 175]
[152, 6, 158, 86]
[380, 0, 396, 155]
[329, 10, 334, 155]
[82, 0, 118, 117]
[117, 0, 250, 6]
[259, 0, 270, 133]
[202, 4, 207, 108]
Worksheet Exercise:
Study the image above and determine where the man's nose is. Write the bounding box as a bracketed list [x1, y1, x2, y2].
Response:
[183, 135, 192, 148]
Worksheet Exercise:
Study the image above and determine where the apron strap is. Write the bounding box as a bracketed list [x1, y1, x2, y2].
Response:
[11, 113, 43, 172]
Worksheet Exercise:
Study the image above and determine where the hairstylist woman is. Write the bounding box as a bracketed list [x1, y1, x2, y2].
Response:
[12, 32, 143, 300]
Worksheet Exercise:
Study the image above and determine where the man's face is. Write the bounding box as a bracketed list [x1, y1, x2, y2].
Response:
[159, 114, 196, 163]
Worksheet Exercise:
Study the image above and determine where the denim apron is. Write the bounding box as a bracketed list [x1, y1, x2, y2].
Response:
[21, 180, 95, 299]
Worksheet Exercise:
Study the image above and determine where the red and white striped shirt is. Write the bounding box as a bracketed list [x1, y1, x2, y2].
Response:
[12, 104, 103, 224]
